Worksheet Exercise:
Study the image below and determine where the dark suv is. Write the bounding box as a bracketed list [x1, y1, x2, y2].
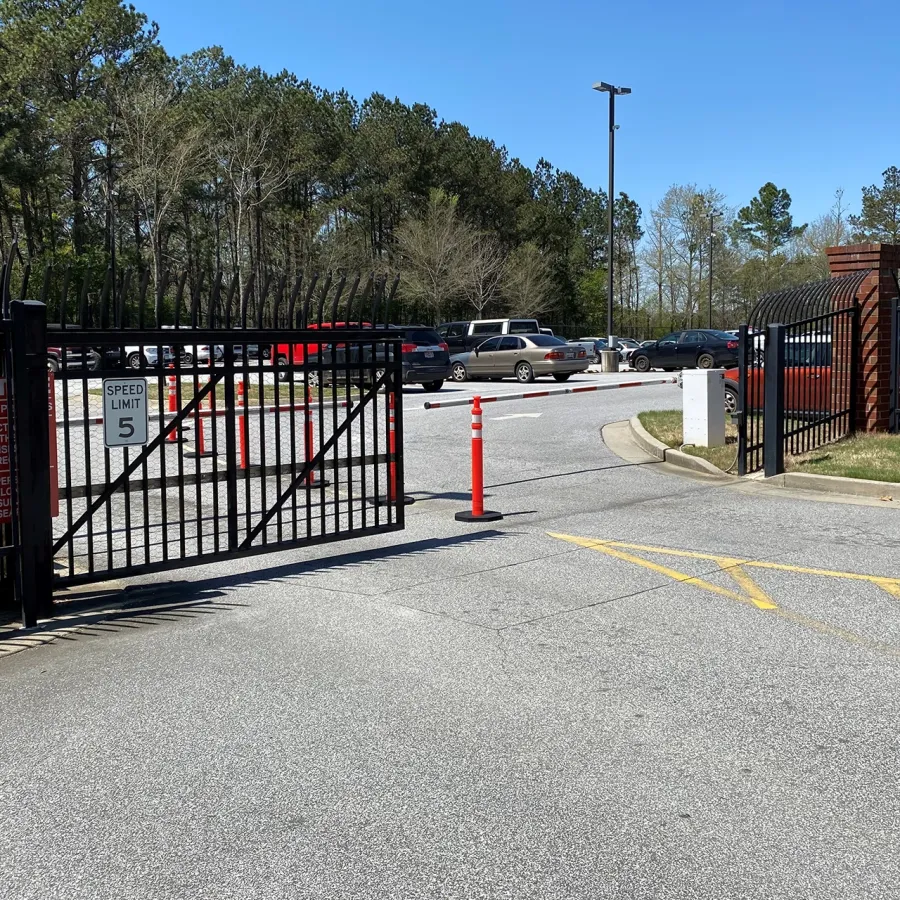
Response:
[390, 325, 451, 391]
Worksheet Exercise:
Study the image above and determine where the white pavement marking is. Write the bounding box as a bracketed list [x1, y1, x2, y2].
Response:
[491, 413, 542, 420]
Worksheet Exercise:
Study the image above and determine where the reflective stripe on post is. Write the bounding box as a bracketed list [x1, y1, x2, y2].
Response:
[166, 365, 177, 443]
[238, 379, 247, 469]
[455, 394, 502, 523]
[372, 381, 413, 507]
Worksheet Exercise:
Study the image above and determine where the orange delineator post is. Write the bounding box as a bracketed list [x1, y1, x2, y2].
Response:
[386, 391, 397, 502]
[238, 379, 247, 469]
[166, 365, 178, 443]
[187, 376, 217, 458]
[455, 395, 502, 523]
[374, 386, 412, 507]
[304, 386, 318, 486]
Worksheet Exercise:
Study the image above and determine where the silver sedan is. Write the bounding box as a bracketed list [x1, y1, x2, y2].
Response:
[450, 334, 589, 384]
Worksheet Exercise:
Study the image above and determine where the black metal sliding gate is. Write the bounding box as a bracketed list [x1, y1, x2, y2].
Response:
[737, 271, 865, 476]
[2, 256, 406, 626]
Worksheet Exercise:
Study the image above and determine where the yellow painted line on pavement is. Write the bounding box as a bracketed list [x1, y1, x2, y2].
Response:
[547, 532, 900, 658]
[551, 534, 770, 610]
[582, 538, 900, 593]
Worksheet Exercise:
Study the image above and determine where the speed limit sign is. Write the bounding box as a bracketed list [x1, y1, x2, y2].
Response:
[103, 378, 149, 448]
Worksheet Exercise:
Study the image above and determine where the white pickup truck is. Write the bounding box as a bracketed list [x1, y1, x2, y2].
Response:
[437, 318, 541, 354]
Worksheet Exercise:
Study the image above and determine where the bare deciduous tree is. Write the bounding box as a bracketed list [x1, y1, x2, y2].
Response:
[464, 232, 505, 316]
[117, 77, 206, 285]
[394, 189, 472, 320]
[503, 241, 552, 318]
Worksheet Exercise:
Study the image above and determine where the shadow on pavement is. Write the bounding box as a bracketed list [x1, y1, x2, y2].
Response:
[2, 530, 511, 642]
[486, 460, 661, 489]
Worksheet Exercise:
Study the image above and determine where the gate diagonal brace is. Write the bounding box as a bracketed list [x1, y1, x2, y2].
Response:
[53, 371, 225, 555]
[240, 371, 395, 550]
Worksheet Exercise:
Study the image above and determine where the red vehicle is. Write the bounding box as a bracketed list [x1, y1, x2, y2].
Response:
[722, 337, 832, 415]
[272, 322, 370, 367]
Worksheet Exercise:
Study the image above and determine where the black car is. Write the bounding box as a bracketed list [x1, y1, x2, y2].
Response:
[630, 329, 739, 373]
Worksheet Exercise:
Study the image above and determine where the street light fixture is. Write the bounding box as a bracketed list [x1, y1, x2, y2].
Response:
[593, 82, 631, 350]
[708, 210, 722, 329]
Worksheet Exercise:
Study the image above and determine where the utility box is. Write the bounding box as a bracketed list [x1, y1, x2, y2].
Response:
[682, 369, 726, 448]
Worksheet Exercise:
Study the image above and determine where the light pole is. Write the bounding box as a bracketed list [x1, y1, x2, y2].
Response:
[708, 210, 722, 329]
[593, 81, 631, 349]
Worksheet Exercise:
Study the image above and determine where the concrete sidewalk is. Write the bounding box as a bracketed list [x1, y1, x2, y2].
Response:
[2, 382, 900, 899]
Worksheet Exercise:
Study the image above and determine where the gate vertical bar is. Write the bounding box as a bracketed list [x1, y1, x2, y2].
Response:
[763, 323, 786, 478]
[737, 324, 749, 476]
[10, 300, 53, 626]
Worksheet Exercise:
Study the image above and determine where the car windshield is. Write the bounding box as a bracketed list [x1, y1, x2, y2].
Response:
[525, 335, 566, 347]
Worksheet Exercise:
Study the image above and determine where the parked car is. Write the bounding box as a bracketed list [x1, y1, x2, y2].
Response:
[124, 345, 177, 369]
[273, 322, 370, 377]
[721, 336, 832, 416]
[47, 345, 122, 373]
[568, 338, 607, 363]
[437, 318, 541, 354]
[615, 337, 641, 362]
[450, 334, 589, 384]
[275, 324, 450, 391]
[237, 344, 271, 362]
[630, 329, 740, 373]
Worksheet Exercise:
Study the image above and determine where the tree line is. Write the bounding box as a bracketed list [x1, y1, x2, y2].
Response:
[1, 1, 898, 336]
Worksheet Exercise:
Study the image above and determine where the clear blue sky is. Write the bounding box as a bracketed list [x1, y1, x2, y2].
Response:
[138, 0, 897, 226]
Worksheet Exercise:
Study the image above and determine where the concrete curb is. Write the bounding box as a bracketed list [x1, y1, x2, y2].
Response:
[768, 471, 899, 500]
[628, 416, 729, 478]
[628, 416, 898, 503]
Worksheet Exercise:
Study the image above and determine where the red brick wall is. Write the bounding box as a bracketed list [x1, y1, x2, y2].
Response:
[826, 244, 900, 432]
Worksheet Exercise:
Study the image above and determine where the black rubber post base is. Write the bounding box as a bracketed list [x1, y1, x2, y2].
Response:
[303, 479, 331, 490]
[455, 509, 503, 522]
[372, 495, 416, 507]
[185, 449, 218, 459]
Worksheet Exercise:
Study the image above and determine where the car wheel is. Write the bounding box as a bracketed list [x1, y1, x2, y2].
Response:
[634, 355, 650, 373]
[276, 356, 291, 382]
[724, 385, 738, 416]
[697, 353, 715, 369]
[515, 362, 535, 384]
[181, 352, 193, 365]
[423, 380, 443, 392]
[592, 354, 601, 365]
[47, 356, 60, 374]
[127, 352, 142, 369]
[305, 371, 321, 389]
[451, 362, 467, 382]
[553, 373, 571, 382]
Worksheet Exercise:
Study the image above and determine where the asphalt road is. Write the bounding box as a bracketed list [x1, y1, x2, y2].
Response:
[3, 370, 900, 899]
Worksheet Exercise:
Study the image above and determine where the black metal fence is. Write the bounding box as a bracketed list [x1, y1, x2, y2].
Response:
[738, 306, 858, 476]
[1, 255, 407, 627]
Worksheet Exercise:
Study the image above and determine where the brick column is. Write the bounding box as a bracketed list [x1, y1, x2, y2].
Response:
[826, 243, 900, 432]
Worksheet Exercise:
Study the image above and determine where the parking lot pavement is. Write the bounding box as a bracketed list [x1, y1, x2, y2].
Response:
[3, 380, 900, 898]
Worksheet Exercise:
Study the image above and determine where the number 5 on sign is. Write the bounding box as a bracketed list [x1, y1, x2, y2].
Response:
[103, 378, 149, 448]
